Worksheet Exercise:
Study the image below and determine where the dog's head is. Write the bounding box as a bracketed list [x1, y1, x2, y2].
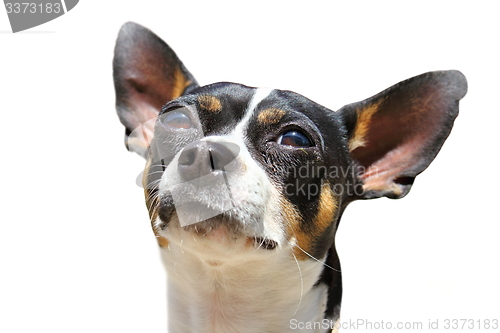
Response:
[113, 22, 466, 315]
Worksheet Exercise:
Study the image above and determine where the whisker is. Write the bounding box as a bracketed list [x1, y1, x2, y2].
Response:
[291, 252, 304, 316]
[146, 188, 160, 199]
[255, 237, 265, 251]
[144, 179, 161, 189]
[295, 245, 341, 273]
[146, 170, 168, 176]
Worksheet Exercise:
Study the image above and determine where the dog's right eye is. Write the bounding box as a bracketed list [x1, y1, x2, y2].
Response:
[277, 130, 312, 147]
[162, 111, 192, 129]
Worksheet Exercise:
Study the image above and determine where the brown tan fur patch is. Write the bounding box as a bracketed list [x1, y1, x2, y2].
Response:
[197, 95, 223, 113]
[257, 108, 287, 125]
[142, 157, 166, 246]
[156, 235, 169, 247]
[348, 100, 384, 151]
[313, 183, 338, 235]
[142, 158, 158, 221]
[280, 196, 303, 250]
[285, 183, 338, 260]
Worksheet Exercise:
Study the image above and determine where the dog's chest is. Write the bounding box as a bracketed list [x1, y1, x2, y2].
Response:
[161, 246, 330, 333]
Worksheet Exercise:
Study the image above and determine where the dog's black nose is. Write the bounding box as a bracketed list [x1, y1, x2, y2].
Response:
[177, 140, 240, 181]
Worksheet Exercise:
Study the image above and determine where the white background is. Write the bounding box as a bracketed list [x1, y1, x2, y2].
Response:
[1, 1, 499, 332]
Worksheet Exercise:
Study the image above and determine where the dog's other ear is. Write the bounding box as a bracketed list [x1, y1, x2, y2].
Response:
[338, 70, 467, 199]
[113, 22, 198, 158]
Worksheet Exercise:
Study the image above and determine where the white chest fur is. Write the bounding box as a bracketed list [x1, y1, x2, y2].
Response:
[160, 242, 329, 333]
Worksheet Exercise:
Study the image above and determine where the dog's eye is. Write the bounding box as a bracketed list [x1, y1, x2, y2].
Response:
[277, 130, 312, 147]
[162, 111, 192, 129]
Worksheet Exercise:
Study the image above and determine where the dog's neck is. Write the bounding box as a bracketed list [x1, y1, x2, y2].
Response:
[160, 241, 332, 333]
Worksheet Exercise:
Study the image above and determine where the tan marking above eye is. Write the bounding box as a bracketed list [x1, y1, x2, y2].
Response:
[197, 95, 223, 113]
[257, 108, 286, 125]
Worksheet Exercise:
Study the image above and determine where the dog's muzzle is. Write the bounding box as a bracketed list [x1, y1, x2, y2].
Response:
[159, 140, 243, 227]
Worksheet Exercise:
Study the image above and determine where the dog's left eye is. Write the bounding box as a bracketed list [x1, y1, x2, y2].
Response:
[277, 130, 312, 147]
[162, 111, 192, 129]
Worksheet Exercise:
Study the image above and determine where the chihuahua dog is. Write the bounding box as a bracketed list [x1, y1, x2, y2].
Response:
[113, 22, 466, 333]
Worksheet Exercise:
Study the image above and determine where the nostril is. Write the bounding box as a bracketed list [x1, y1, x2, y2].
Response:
[177, 140, 240, 181]
[179, 148, 196, 166]
[208, 148, 228, 171]
[208, 150, 216, 170]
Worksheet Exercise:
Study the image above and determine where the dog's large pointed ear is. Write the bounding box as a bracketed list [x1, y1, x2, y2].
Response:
[113, 22, 199, 158]
[338, 70, 467, 199]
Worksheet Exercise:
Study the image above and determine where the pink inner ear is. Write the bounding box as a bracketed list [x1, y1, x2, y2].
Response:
[358, 135, 426, 196]
[351, 95, 445, 196]
[113, 22, 199, 158]
[347, 71, 465, 198]
[352, 85, 444, 168]
[124, 113, 157, 157]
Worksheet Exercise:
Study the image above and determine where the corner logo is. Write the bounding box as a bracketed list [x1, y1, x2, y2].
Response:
[4, 0, 78, 33]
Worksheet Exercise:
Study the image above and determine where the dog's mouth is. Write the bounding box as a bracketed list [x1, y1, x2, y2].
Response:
[251, 237, 279, 250]
[183, 215, 278, 250]
[158, 201, 278, 251]
[155, 179, 281, 251]
[183, 220, 278, 250]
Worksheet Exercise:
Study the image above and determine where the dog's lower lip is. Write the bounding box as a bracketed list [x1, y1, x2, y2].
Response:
[185, 221, 277, 250]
